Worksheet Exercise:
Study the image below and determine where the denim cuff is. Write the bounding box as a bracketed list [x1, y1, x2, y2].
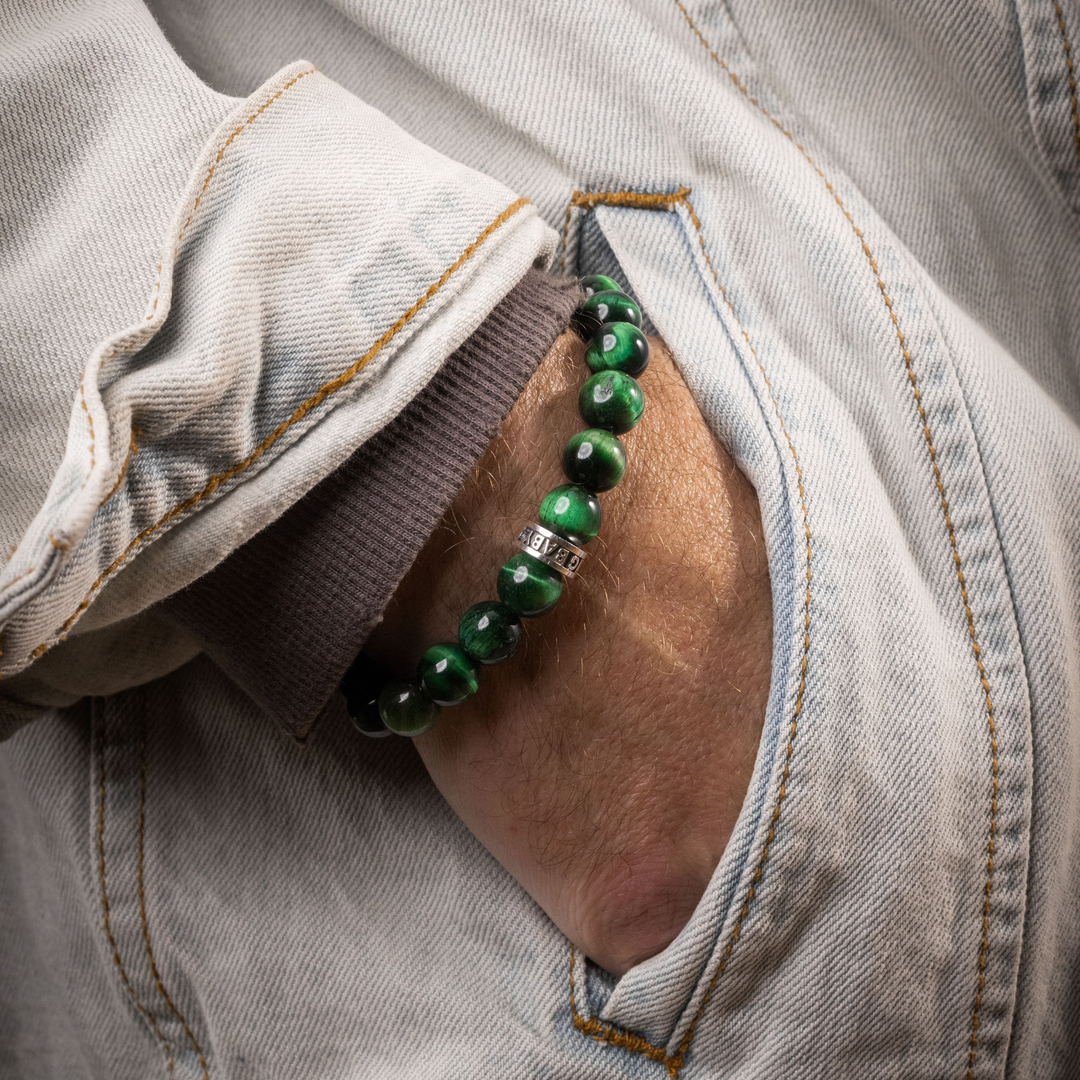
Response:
[161, 269, 580, 740]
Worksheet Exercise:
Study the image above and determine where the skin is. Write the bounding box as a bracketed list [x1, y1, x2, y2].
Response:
[365, 331, 772, 977]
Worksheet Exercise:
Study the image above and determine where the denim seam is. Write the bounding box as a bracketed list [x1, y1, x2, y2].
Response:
[562, 186, 812, 1080]
[558, 187, 691, 275]
[136, 710, 210, 1079]
[67, 70, 320, 540]
[155, 68, 317, 325]
[95, 708, 177, 1075]
[0, 566, 35, 597]
[17, 69, 321, 660]
[77, 380, 96, 493]
[98, 430, 141, 510]
[1053, 1, 1080, 166]
[569, 949, 671, 1068]
[24, 196, 531, 664]
[674, 4, 1002, 1075]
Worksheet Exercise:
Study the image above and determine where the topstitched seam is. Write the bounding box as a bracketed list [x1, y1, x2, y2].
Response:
[558, 187, 691, 275]
[137, 713, 210, 1079]
[562, 187, 812, 1080]
[0, 566, 35, 595]
[72, 70, 316, 512]
[164, 68, 317, 307]
[78, 381, 95, 491]
[1054, 1, 1080, 167]
[569, 949, 670, 1066]
[98, 430, 140, 510]
[672, 4, 1001, 1075]
[96, 710, 176, 1076]
[25, 196, 531, 664]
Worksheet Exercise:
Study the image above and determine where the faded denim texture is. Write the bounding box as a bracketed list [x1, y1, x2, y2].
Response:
[2, 1, 1079, 1078]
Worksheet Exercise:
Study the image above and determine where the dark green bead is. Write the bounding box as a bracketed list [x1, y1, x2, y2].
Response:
[418, 643, 479, 706]
[340, 652, 392, 738]
[497, 552, 563, 617]
[572, 290, 642, 338]
[563, 429, 627, 492]
[458, 601, 522, 664]
[585, 322, 650, 378]
[378, 680, 440, 737]
[579, 274, 621, 299]
[579, 371, 644, 435]
[538, 484, 602, 545]
[346, 697, 392, 738]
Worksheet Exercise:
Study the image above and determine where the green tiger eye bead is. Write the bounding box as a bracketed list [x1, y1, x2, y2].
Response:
[497, 552, 563, 617]
[418, 643, 479, 706]
[458, 601, 522, 664]
[563, 429, 627, 492]
[579, 371, 644, 435]
[572, 289, 642, 338]
[378, 680, 440, 737]
[585, 321, 650, 378]
[538, 483, 603, 545]
[579, 274, 621, 299]
[340, 652, 393, 738]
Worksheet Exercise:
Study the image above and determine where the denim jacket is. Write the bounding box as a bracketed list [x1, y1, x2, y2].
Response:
[1, 1, 1078, 1077]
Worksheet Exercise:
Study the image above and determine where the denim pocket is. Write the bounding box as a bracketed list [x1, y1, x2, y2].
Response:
[90, 691, 213, 1078]
[552, 196, 805, 1069]
[1016, 0, 1080, 212]
[556, 160, 1033, 1076]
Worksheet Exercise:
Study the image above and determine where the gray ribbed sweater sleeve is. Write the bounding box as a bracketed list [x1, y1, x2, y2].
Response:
[162, 270, 581, 740]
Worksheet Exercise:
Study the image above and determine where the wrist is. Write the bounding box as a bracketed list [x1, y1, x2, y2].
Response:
[366, 329, 771, 976]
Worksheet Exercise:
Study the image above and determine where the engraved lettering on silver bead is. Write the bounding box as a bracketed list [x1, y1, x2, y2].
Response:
[517, 522, 586, 578]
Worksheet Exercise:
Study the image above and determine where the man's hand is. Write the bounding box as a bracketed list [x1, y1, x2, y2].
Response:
[365, 331, 771, 976]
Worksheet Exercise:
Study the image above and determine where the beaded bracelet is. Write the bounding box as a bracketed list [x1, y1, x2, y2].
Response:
[340, 275, 648, 738]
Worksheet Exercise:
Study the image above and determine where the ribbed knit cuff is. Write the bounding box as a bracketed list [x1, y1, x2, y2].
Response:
[162, 269, 582, 740]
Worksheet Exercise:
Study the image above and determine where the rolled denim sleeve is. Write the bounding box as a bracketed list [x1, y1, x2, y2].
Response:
[159, 269, 580, 740]
[3, 0, 1080, 1076]
[0, 0, 558, 717]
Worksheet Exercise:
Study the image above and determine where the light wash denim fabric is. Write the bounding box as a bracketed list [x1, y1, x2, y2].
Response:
[0, 5, 555, 699]
[2, 1, 1079, 1079]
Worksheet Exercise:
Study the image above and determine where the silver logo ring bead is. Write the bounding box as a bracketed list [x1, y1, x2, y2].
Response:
[517, 522, 587, 579]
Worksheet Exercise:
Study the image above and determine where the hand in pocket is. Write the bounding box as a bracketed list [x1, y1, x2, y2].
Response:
[367, 331, 772, 976]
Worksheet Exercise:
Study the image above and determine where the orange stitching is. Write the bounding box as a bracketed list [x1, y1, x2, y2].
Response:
[666, 197, 812, 1077]
[137, 719, 210, 1079]
[146, 267, 163, 322]
[96, 712, 175, 1074]
[569, 950, 675, 1068]
[69, 70, 316, 518]
[0, 566, 35, 595]
[99, 430, 141, 510]
[1054, 2, 1080, 167]
[563, 188, 811, 1079]
[164, 69, 317, 289]
[674, 6, 999, 1074]
[572, 187, 690, 212]
[558, 187, 691, 275]
[28, 196, 531, 659]
[78, 382, 96, 491]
